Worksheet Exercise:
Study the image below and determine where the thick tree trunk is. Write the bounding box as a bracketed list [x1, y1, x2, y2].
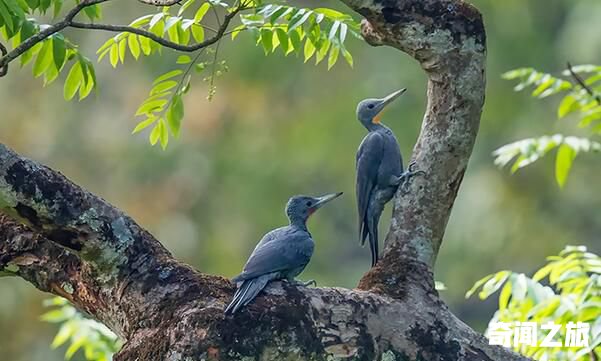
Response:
[0, 0, 531, 360]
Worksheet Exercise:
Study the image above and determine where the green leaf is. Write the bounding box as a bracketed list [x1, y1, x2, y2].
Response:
[191, 24, 204, 42]
[478, 271, 511, 299]
[159, 119, 168, 149]
[43, 61, 59, 85]
[303, 38, 315, 62]
[327, 44, 339, 70]
[149, 121, 161, 145]
[129, 14, 153, 28]
[466, 274, 493, 299]
[118, 38, 126, 62]
[52, 0, 62, 18]
[288, 27, 301, 53]
[136, 98, 168, 115]
[139, 35, 152, 55]
[167, 94, 184, 137]
[0, 1, 15, 33]
[558, 95, 578, 118]
[153, 69, 183, 85]
[65, 336, 85, 360]
[63, 61, 82, 100]
[313, 7, 352, 21]
[132, 116, 157, 134]
[109, 43, 119, 67]
[52, 35, 66, 71]
[83, 4, 101, 21]
[275, 28, 288, 54]
[194, 2, 210, 22]
[328, 21, 340, 40]
[498, 279, 512, 311]
[315, 39, 330, 64]
[150, 80, 177, 95]
[260, 28, 272, 54]
[32, 40, 52, 78]
[51, 322, 74, 349]
[150, 14, 165, 37]
[178, 0, 195, 16]
[96, 38, 114, 61]
[288, 9, 312, 32]
[128, 34, 140, 59]
[176, 55, 191, 64]
[555, 143, 576, 188]
[341, 47, 353, 67]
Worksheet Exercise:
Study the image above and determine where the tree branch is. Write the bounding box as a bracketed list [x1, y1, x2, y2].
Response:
[0, 40, 7, 77]
[70, 8, 239, 52]
[0, 1, 531, 360]
[339, 0, 487, 296]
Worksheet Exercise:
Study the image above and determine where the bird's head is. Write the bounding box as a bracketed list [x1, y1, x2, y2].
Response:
[285, 192, 343, 225]
[356, 88, 406, 128]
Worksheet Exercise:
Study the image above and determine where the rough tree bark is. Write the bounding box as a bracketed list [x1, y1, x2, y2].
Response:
[0, 0, 531, 360]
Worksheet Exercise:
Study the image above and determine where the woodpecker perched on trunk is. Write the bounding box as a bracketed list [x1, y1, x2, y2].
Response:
[225, 192, 343, 315]
[355, 88, 424, 267]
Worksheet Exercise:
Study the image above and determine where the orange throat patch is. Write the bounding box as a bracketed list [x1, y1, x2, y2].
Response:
[372, 113, 382, 124]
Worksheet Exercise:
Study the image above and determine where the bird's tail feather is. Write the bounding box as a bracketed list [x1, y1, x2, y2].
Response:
[367, 212, 381, 267]
[359, 217, 369, 246]
[224, 276, 270, 315]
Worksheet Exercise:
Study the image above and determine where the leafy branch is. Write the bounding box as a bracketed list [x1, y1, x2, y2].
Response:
[41, 297, 120, 361]
[0, 0, 361, 148]
[0, 0, 108, 72]
[467, 246, 601, 361]
[499, 64, 601, 187]
[493, 135, 601, 188]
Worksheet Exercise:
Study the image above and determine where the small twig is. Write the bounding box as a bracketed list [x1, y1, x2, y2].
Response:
[160, 48, 206, 117]
[208, 37, 222, 98]
[212, 5, 222, 28]
[137, 0, 181, 5]
[567, 61, 601, 105]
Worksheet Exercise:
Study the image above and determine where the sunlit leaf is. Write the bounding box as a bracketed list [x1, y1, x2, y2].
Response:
[555, 143, 576, 188]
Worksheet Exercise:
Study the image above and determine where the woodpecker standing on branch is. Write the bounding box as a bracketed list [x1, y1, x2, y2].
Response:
[355, 88, 425, 267]
[225, 192, 343, 315]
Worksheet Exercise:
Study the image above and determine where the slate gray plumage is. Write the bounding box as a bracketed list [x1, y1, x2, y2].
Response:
[356, 89, 424, 267]
[225, 192, 342, 315]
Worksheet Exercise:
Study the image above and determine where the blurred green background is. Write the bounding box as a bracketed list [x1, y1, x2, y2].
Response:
[1, 0, 600, 359]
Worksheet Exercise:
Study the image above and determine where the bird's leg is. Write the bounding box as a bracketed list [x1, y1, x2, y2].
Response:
[392, 161, 427, 194]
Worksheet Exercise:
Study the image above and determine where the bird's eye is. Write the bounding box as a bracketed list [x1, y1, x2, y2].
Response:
[367, 104, 375, 109]
[306, 201, 313, 207]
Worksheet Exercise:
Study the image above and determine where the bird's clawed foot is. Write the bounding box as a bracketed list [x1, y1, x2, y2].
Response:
[303, 279, 317, 287]
[397, 161, 427, 194]
[287, 279, 317, 287]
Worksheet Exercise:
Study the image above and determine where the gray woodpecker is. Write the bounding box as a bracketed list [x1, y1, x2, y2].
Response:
[224, 192, 343, 315]
[355, 88, 424, 267]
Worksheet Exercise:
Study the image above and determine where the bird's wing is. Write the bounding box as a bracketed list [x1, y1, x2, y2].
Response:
[233, 231, 313, 282]
[356, 132, 384, 241]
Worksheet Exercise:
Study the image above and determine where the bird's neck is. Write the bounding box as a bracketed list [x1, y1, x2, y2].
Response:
[364, 121, 385, 132]
[288, 216, 308, 230]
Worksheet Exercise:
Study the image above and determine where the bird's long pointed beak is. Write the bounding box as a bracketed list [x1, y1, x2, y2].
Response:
[313, 192, 343, 209]
[373, 88, 406, 124]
